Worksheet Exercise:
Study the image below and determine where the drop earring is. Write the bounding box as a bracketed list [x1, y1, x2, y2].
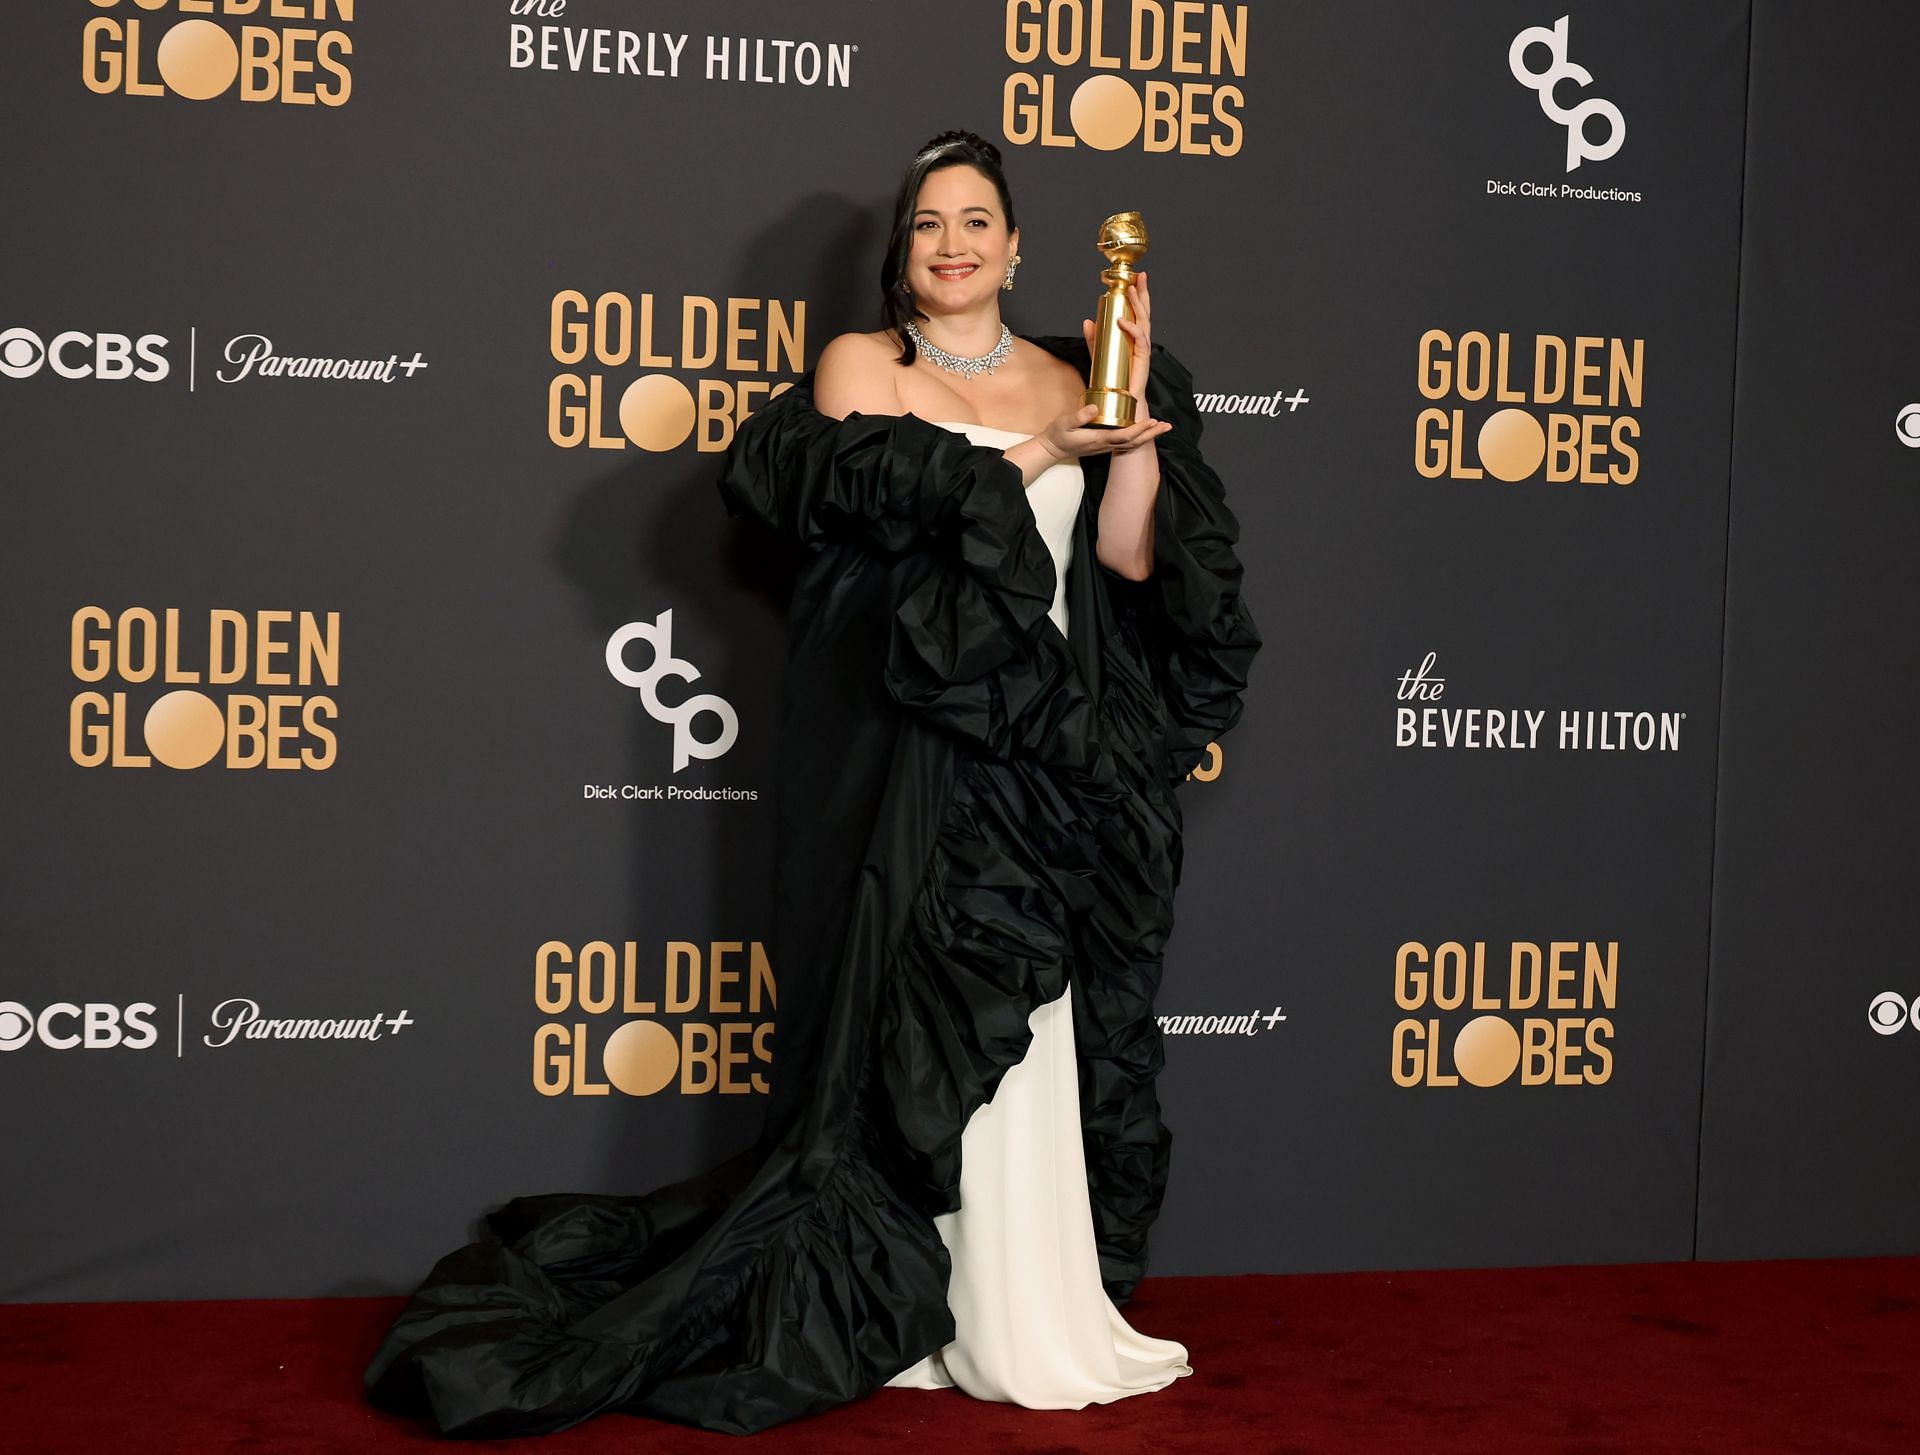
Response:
[1002, 253, 1021, 291]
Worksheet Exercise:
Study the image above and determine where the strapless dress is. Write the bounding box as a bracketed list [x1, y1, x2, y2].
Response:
[882, 419, 1194, 1408]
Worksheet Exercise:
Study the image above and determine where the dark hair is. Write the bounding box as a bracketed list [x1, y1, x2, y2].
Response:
[879, 130, 1019, 366]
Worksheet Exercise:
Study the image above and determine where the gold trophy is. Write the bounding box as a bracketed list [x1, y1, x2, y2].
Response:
[1083, 210, 1149, 427]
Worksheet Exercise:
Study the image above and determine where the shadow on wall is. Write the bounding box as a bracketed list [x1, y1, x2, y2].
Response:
[547, 190, 886, 1183]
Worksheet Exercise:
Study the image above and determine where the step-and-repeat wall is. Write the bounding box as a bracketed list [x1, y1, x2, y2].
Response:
[3, 2, 1914, 1301]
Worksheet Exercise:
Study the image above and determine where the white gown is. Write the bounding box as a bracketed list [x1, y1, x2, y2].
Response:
[883, 420, 1194, 1408]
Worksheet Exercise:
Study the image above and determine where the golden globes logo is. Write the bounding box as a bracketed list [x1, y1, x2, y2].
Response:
[1002, 0, 1247, 155]
[69, 607, 341, 770]
[533, 940, 775, 1096]
[1415, 331, 1643, 484]
[81, 0, 354, 106]
[1392, 940, 1616, 1088]
[547, 290, 806, 453]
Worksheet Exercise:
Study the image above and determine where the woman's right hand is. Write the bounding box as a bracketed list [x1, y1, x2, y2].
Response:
[1005, 403, 1171, 486]
[1039, 403, 1171, 462]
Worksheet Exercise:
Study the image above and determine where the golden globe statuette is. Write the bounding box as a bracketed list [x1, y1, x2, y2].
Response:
[1083, 210, 1150, 428]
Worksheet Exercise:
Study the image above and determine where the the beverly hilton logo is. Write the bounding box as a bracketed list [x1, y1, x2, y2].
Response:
[1394, 652, 1686, 753]
[81, 0, 355, 106]
[507, 3, 857, 88]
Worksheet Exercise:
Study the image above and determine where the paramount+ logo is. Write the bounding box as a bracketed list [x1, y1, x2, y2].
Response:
[548, 289, 806, 454]
[533, 940, 775, 1097]
[1392, 940, 1616, 1089]
[1416, 329, 1643, 485]
[81, 0, 354, 107]
[1002, 0, 1247, 156]
[69, 607, 340, 770]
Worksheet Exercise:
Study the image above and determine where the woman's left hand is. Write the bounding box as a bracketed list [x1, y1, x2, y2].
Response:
[1080, 268, 1157, 450]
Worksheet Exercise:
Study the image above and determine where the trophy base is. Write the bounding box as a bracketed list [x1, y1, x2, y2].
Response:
[1082, 387, 1136, 429]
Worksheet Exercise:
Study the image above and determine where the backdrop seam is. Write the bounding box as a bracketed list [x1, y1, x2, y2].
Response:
[1692, 0, 1760, 1263]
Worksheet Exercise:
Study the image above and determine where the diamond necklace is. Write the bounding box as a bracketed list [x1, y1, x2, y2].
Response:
[904, 318, 1013, 379]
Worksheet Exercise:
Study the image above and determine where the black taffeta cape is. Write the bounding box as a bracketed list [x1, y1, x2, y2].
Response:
[362, 335, 1261, 1438]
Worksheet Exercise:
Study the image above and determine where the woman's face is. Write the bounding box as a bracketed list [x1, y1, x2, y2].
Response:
[907, 164, 1019, 313]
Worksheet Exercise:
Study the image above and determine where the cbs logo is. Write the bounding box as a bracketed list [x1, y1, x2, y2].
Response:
[0, 1001, 160, 1051]
[0, 327, 170, 382]
[1867, 992, 1920, 1036]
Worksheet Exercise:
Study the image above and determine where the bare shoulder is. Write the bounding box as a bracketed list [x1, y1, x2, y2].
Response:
[814, 330, 904, 419]
[1014, 337, 1086, 413]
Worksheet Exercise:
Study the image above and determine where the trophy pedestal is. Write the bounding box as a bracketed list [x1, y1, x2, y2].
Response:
[1082, 386, 1137, 428]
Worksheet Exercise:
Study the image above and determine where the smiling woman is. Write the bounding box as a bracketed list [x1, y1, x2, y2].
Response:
[809, 128, 1213, 1408]
[362, 128, 1259, 1440]
[814, 133, 1173, 581]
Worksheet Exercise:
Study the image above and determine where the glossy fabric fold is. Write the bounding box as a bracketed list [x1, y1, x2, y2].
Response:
[362, 335, 1260, 1437]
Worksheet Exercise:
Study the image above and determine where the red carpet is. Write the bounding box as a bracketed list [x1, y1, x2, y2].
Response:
[3, 1259, 1915, 1453]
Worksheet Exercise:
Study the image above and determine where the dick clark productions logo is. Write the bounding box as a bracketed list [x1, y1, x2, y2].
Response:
[1508, 14, 1624, 171]
[606, 611, 737, 772]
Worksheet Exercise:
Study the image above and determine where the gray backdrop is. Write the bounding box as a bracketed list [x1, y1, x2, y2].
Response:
[1, 0, 1912, 1303]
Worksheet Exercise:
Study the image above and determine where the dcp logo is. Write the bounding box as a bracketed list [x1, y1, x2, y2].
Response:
[1509, 16, 1625, 172]
[605, 611, 738, 772]
[1868, 992, 1920, 1036]
[0, 326, 170, 381]
[0, 1000, 160, 1051]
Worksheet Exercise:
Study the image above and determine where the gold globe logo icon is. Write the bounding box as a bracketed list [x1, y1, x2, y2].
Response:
[618, 375, 700, 452]
[1452, 1015, 1523, 1087]
[154, 20, 240, 101]
[1477, 409, 1549, 483]
[144, 690, 226, 769]
[601, 1020, 683, 1096]
[1069, 75, 1145, 150]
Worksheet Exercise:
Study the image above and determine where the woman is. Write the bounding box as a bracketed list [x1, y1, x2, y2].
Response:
[363, 130, 1259, 1439]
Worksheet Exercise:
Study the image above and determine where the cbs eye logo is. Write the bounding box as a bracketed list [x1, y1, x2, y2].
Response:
[1867, 992, 1920, 1036]
[0, 1001, 160, 1051]
[1896, 403, 1920, 449]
